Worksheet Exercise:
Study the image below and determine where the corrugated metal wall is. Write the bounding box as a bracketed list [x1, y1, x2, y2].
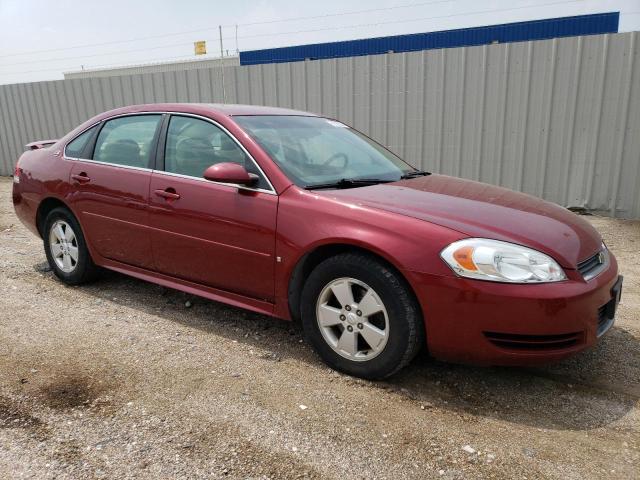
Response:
[1, 32, 639, 218]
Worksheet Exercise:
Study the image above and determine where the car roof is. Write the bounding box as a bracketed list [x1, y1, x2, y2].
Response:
[98, 103, 318, 118]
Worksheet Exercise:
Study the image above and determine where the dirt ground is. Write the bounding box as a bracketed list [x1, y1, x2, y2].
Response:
[0, 176, 638, 480]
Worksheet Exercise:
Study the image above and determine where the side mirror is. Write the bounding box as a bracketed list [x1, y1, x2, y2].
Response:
[203, 162, 258, 186]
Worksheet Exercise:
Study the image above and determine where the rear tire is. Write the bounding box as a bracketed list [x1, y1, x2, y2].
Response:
[300, 253, 424, 379]
[43, 207, 98, 285]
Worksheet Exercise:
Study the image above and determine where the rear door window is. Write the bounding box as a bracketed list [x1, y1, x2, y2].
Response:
[93, 115, 161, 168]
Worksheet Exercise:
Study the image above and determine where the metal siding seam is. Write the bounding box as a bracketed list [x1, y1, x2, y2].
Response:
[118, 76, 129, 107]
[76, 80, 91, 123]
[417, 51, 427, 170]
[384, 54, 390, 147]
[272, 63, 280, 106]
[61, 81, 75, 129]
[403, 53, 415, 164]
[584, 35, 608, 206]
[319, 61, 327, 115]
[109, 77, 120, 109]
[278, 63, 286, 107]
[475, 45, 487, 182]
[560, 36, 583, 207]
[104, 77, 114, 110]
[618, 32, 640, 218]
[244, 66, 252, 104]
[7, 85, 23, 163]
[230, 66, 238, 103]
[114, 76, 125, 108]
[6, 85, 23, 167]
[27, 82, 48, 140]
[176, 70, 187, 102]
[260, 64, 267, 106]
[258, 64, 265, 105]
[609, 33, 635, 217]
[41, 82, 56, 139]
[456, 48, 466, 178]
[0, 87, 12, 173]
[348, 56, 355, 125]
[91, 78, 104, 114]
[185, 69, 198, 102]
[539, 39, 557, 199]
[366, 55, 372, 135]
[0, 86, 19, 165]
[290, 63, 300, 109]
[302, 61, 308, 111]
[19, 84, 37, 146]
[34, 83, 50, 139]
[78, 80, 92, 118]
[226, 66, 236, 103]
[49, 82, 66, 134]
[13, 85, 31, 152]
[436, 49, 446, 174]
[517, 42, 533, 193]
[336, 58, 341, 119]
[496, 44, 510, 187]
[631, 34, 640, 219]
[288, 62, 295, 108]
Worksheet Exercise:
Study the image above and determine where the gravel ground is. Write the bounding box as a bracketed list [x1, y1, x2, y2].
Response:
[0, 176, 639, 479]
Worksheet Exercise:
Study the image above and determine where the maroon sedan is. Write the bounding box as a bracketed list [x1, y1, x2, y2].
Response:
[12, 104, 622, 379]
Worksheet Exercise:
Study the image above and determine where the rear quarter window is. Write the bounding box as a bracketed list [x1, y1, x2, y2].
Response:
[65, 125, 98, 159]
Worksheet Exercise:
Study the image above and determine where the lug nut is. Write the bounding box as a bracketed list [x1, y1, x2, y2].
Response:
[357, 323, 363, 329]
[339, 314, 346, 321]
[347, 325, 353, 332]
[356, 310, 362, 316]
[345, 305, 351, 311]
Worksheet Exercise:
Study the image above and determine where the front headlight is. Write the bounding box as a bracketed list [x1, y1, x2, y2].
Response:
[440, 238, 566, 283]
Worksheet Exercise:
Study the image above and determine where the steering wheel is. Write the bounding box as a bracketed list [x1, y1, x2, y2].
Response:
[322, 152, 349, 169]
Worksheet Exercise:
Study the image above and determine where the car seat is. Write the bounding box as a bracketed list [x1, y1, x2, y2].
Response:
[99, 139, 143, 167]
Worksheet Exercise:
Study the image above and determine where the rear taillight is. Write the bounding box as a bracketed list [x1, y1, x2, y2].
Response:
[13, 164, 20, 184]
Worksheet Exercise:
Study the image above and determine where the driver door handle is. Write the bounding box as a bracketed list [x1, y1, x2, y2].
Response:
[154, 188, 181, 200]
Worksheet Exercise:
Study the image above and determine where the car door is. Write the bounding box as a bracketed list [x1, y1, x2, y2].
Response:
[67, 114, 163, 270]
[148, 114, 278, 301]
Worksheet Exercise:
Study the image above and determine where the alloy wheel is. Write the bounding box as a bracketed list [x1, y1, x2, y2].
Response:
[315, 277, 389, 361]
[49, 220, 79, 273]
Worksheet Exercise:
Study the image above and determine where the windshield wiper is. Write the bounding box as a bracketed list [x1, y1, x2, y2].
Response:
[400, 170, 431, 179]
[304, 178, 396, 190]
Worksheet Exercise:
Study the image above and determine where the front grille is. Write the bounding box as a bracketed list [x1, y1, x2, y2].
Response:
[484, 331, 582, 351]
[577, 249, 607, 280]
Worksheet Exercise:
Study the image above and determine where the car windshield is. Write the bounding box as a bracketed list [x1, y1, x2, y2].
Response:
[233, 115, 418, 188]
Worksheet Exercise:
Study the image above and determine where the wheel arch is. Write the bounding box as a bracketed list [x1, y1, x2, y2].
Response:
[36, 197, 73, 238]
[287, 242, 420, 324]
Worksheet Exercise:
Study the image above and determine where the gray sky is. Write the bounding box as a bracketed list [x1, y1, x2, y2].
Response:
[1, 0, 638, 85]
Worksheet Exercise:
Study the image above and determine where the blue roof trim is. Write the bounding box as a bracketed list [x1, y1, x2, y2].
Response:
[240, 12, 619, 65]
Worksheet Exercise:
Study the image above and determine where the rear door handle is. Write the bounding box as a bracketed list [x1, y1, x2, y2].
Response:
[154, 188, 181, 200]
[71, 173, 90, 183]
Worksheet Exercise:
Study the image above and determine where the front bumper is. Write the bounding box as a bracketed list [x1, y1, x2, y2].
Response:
[407, 254, 620, 366]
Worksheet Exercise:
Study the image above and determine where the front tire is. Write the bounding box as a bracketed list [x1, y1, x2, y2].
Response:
[300, 253, 424, 379]
[43, 207, 97, 285]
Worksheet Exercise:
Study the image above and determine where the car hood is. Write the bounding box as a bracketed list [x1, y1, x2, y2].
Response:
[321, 174, 602, 268]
